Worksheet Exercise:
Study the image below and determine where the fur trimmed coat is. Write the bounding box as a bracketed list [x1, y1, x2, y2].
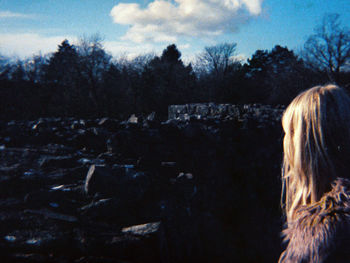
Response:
[278, 178, 350, 263]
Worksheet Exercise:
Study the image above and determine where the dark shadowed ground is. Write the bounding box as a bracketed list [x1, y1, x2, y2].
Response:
[0, 103, 285, 263]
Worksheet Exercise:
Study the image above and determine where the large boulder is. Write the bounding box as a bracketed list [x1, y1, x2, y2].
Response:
[84, 164, 151, 201]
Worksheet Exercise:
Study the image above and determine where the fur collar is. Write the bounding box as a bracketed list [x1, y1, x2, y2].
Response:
[279, 178, 350, 263]
[290, 178, 350, 227]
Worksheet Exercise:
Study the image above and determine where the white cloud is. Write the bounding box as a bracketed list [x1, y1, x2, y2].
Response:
[234, 53, 247, 62]
[110, 0, 263, 43]
[0, 10, 35, 19]
[178, 43, 191, 49]
[0, 33, 76, 58]
[0, 32, 185, 60]
[0, 33, 201, 66]
[105, 40, 195, 64]
[104, 40, 160, 59]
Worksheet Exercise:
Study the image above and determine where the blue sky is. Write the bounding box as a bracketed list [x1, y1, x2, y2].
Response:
[0, 0, 349, 62]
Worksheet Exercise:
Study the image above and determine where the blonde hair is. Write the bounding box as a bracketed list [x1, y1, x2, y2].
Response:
[282, 84, 350, 221]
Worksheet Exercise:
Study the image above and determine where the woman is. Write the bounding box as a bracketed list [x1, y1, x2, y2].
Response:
[278, 84, 350, 263]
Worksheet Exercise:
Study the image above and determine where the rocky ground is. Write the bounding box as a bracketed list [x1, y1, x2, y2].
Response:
[0, 104, 285, 263]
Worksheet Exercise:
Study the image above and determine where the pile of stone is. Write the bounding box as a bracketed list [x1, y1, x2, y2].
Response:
[0, 104, 284, 263]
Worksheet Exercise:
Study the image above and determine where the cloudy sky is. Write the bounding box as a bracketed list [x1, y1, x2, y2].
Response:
[0, 0, 349, 61]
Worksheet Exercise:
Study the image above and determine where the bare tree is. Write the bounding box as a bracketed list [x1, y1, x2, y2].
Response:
[24, 53, 48, 83]
[303, 14, 350, 83]
[77, 34, 112, 113]
[197, 42, 237, 77]
[121, 53, 156, 72]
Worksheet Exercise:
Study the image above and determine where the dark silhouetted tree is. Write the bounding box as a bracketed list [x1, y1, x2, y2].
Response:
[303, 13, 350, 84]
[46, 40, 79, 85]
[77, 34, 112, 115]
[25, 54, 48, 84]
[198, 42, 237, 77]
[45, 39, 83, 116]
[161, 44, 182, 64]
[140, 44, 196, 116]
[0, 54, 11, 80]
[10, 61, 26, 82]
[195, 42, 240, 101]
[266, 45, 308, 104]
[244, 46, 311, 104]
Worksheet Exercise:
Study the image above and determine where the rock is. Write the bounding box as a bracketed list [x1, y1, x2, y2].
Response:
[96, 152, 117, 165]
[68, 128, 108, 153]
[0, 163, 21, 175]
[84, 165, 116, 196]
[128, 114, 138, 124]
[84, 164, 150, 199]
[32, 120, 44, 130]
[146, 112, 156, 122]
[122, 221, 161, 236]
[24, 209, 78, 223]
[79, 198, 115, 218]
[70, 119, 86, 130]
[161, 162, 177, 168]
[98, 118, 120, 131]
[108, 221, 167, 263]
[143, 112, 160, 129]
[39, 155, 78, 169]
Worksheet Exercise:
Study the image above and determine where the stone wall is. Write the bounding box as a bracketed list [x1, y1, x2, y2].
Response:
[168, 103, 285, 123]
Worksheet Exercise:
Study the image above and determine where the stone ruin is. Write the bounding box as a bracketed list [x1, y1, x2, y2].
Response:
[0, 103, 285, 263]
[168, 103, 285, 122]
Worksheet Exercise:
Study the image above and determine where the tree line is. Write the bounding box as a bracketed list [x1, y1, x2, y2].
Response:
[0, 14, 349, 120]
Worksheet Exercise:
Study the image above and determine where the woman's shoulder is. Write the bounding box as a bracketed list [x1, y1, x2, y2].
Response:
[279, 178, 350, 263]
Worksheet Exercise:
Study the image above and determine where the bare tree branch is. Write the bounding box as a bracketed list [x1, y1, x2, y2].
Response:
[303, 13, 350, 83]
[196, 42, 237, 77]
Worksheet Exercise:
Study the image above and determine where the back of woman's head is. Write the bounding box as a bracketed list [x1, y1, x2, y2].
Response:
[282, 84, 350, 221]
